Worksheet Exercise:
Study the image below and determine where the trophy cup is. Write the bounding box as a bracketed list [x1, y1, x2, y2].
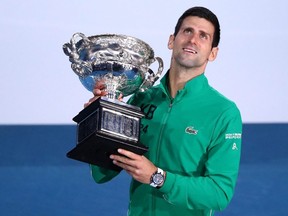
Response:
[63, 33, 163, 170]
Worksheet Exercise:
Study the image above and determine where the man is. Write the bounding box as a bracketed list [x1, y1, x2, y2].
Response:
[87, 6, 242, 216]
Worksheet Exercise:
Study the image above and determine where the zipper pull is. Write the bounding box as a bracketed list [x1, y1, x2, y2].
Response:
[169, 98, 174, 108]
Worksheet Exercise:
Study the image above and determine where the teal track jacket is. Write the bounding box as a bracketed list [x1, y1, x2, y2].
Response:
[91, 73, 242, 216]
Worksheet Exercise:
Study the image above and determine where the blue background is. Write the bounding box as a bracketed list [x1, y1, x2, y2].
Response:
[1, 124, 287, 215]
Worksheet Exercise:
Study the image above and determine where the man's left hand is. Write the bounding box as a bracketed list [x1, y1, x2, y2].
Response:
[110, 149, 157, 184]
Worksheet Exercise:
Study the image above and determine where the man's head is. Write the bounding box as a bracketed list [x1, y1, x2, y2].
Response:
[173, 7, 220, 48]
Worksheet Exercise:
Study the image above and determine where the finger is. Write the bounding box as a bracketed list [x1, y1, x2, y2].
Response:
[92, 89, 103, 96]
[89, 96, 98, 102]
[100, 91, 108, 96]
[118, 93, 123, 101]
[113, 159, 140, 176]
[93, 88, 108, 96]
[112, 159, 133, 171]
[117, 149, 138, 160]
[84, 102, 90, 108]
[95, 81, 106, 90]
[84, 96, 99, 108]
[110, 154, 132, 166]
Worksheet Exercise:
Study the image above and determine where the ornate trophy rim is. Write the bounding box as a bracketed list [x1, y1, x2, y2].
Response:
[75, 33, 155, 61]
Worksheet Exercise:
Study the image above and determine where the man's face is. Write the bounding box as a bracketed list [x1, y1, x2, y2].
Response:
[168, 16, 218, 70]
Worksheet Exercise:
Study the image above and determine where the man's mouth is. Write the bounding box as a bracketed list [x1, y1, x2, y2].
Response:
[183, 48, 197, 54]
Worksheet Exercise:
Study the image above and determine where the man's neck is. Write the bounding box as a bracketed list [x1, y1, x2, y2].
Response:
[168, 67, 204, 98]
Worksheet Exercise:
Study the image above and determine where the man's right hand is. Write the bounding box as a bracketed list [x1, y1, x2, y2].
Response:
[84, 81, 124, 108]
[84, 82, 107, 108]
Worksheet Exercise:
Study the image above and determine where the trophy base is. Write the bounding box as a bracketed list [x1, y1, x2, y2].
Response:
[67, 97, 148, 171]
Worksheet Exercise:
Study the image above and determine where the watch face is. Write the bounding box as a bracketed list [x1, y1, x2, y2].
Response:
[153, 173, 164, 185]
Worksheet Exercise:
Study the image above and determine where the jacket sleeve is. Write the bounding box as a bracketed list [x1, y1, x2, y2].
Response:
[159, 105, 242, 211]
[90, 165, 120, 184]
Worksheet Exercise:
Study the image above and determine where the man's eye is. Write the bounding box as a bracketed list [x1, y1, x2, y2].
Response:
[184, 29, 192, 34]
[200, 33, 208, 39]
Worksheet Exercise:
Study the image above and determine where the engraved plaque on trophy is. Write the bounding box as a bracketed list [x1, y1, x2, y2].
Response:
[63, 33, 163, 170]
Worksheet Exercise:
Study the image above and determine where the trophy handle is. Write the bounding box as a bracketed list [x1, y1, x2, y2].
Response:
[62, 33, 93, 78]
[63, 33, 89, 58]
[139, 56, 164, 92]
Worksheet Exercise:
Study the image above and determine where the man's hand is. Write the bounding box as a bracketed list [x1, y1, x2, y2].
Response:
[84, 82, 107, 107]
[84, 81, 124, 107]
[110, 149, 157, 184]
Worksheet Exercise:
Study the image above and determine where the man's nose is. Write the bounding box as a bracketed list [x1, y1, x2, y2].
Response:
[188, 33, 198, 44]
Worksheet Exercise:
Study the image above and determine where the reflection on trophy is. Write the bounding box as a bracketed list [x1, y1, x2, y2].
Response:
[63, 33, 163, 170]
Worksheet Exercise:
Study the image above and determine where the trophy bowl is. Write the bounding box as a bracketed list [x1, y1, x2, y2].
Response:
[63, 33, 163, 99]
[63, 33, 164, 171]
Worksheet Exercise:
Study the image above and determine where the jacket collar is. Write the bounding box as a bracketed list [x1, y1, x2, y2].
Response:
[160, 70, 209, 100]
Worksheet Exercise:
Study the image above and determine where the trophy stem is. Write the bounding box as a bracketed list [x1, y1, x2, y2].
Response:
[105, 81, 117, 99]
[103, 72, 125, 100]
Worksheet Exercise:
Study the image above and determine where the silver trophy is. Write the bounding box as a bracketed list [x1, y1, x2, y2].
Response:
[63, 33, 163, 170]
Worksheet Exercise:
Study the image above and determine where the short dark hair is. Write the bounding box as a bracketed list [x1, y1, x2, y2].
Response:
[173, 6, 220, 48]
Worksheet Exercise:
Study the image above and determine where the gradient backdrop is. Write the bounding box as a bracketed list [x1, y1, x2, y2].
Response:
[0, 0, 287, 215]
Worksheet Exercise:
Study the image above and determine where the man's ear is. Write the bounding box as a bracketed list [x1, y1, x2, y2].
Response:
[208, 47, 219, 62]
[168, 35, 174, 50]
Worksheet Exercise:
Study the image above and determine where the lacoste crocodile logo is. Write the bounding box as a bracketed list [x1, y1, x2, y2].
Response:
[185, 126, 198, 135]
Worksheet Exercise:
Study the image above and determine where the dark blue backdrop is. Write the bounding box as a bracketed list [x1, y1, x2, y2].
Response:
[0, 124, 287, 215]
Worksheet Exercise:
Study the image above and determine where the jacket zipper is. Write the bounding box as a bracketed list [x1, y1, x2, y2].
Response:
[152, 99, 174, 216]
[156, 99, 173, 161]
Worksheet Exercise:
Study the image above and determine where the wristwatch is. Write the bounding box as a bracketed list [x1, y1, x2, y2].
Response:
[150, 167, 165, 188]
